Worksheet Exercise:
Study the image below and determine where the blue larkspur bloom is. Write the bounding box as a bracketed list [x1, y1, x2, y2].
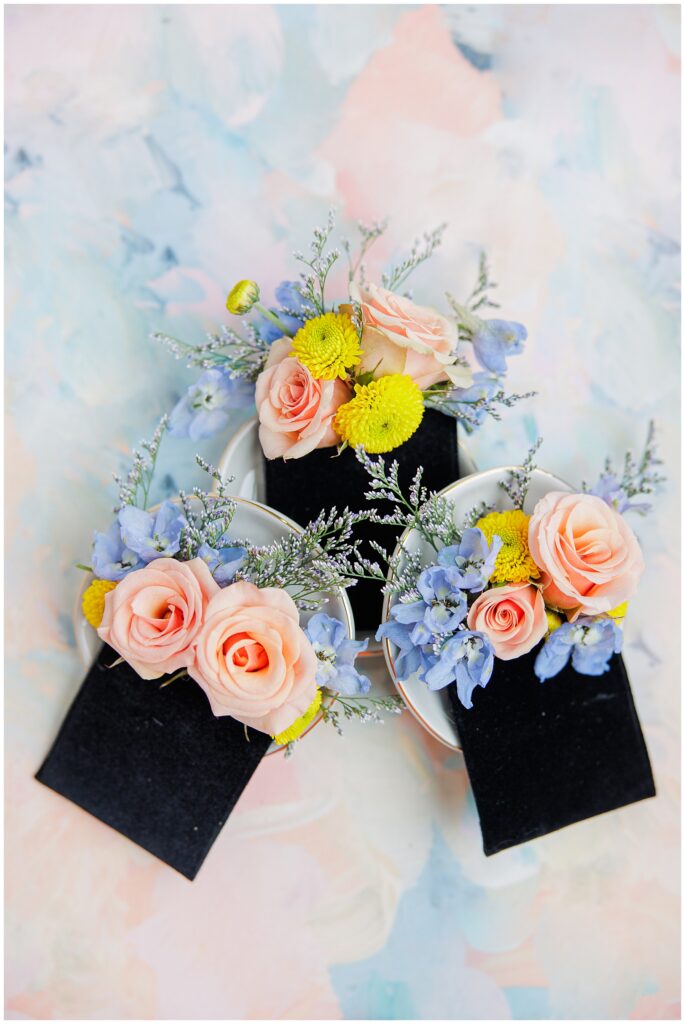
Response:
[447, 372, 501, 431]
[91, 520, 144, 581]
[589, 472, 652, 516]
[415, 566, 469, 635]
[437, 527, 502, 593]
[197, 542, 246, 586]
[375, 617, 437, 683]
[424, 630, 495, 709]
[168, 368, 254, 442]
[118, 500, 186, 563]
[472, 319, 527, 374]
[534, 616, 623, 682]
[305, 613, 370, 695]
[254, 280, 308, 342]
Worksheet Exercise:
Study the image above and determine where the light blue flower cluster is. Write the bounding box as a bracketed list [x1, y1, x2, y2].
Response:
[305, 613, 370, 695]
[472, 319, 527, 374]
[168, 368, 254, 442]
[254, 280, 308, 343]
[376, 528, 500, 709]
[92, 499, 245, 586]
[534, 617, 623, 682]
[589, 472, 652, 516]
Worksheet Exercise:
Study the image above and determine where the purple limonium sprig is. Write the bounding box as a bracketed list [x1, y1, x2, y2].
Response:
[534, 617, 623, 682]
[118, 500, 187, 563]
[305, 613, 370, 695]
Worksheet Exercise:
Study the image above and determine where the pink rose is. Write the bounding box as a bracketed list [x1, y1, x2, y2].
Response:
[188, 580, 318, 736]
[467, 583, 547, 660]
[255, 338, 351, 460]
[349, 283, 473, 390]
[528, 491, 645, 619]
[98, 557, 219, 679]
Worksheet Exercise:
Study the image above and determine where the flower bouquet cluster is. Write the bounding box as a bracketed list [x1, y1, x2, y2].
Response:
[38, 419, 402, 880]
[155, 211, 532, 456]
[372, 425, 662, 710]
[80, 418, 400, 749]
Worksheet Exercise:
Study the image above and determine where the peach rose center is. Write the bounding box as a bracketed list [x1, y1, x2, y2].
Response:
[225, 632, 269, 673]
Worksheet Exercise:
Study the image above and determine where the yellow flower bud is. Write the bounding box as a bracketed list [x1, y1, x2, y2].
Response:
[226, 279, 260, 316]
[545, 609, 563, 634]
[607, 601, 628, 622]
[82, 579, 118, 629]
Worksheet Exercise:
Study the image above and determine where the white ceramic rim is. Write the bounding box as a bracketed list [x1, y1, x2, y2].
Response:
[380, 466, 575, 751]
[74, 494, 356, 757]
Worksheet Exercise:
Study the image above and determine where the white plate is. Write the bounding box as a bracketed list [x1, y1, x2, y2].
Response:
[216, 416, 480, 505]
[73, 496, 355, 755]
[381, 467, 574, 751]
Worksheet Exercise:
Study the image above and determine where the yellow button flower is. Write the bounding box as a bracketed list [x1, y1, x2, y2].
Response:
[545, 609, 563, 634]
[226, 279, 260, 315]
[272, 688, 322, 746]
[291, 312, 361, 380]
[476, 509, 540, 585]
[334, 374, 424, 454]
[82, 579, 118, 629]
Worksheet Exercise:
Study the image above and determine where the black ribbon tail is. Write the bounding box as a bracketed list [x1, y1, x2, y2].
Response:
[35, 645, 271, 880]
[447, 651, 656, 855]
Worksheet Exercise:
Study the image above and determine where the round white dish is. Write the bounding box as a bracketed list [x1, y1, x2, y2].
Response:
[73, 496, 355, 755]
[380, 467, 574, 751]
[216, 415, 479, 505]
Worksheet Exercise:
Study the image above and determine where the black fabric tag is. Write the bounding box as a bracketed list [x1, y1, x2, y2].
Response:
[447, 651, 656, 854]
[36, 645, 271, 879]
[264, 410, 461, 629]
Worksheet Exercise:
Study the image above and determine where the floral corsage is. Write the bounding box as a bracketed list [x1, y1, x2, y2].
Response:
[358, 425, 664, 709]
[80, 418, 402, 750]
[155, 212, 532, 458]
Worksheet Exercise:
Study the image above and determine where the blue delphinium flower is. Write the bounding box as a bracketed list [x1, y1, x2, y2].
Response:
[446, 372, 501, 431]
[118, 500, 186, 563]
[472, 319, 527, 374]
[534, 617, 623, 682]
[589, 472, 652, 516]
[91, 520, 144, 581]
[305, 613, 370, 695]
[415, 566, 469, 635]
[254, 280, 308, 342]
[424, 630, 495, 709]
[375, 618, 437, 683]
[197, 542, 246, 586]
[168, 368, 254, 441]
[437, 527, 502, 593]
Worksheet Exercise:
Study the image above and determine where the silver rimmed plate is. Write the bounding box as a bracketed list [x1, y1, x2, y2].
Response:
[381, 467, 574, 750]
[73, 495, 355, 756]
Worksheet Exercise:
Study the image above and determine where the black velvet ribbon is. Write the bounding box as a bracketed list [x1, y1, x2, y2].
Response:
[447, 651, 656, 854]
[264, 409, 461, 630]
[36, 644, 271, 880]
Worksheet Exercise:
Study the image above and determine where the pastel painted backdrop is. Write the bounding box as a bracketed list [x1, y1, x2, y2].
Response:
[5, 5, 680, 1019]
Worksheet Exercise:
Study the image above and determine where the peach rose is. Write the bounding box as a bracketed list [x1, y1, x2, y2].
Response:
[467, 583, 547, 660]
[255, 338, 351, 459]
[528, 491, 645, 619]
[98, 557, 219, 679]
[188, 580, 318, 736]
[349, 282, 473, 390]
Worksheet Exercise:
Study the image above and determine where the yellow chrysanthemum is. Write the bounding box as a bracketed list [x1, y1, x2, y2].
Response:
[291, 313, 361, 380]
[476, 509, 540, 585]
[545, 609, 563, 634]
[607, 601, 628, 622]
[334, 374, 424, 454]
[82, 579, 118, 629]
[272, 688, 323, 747]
